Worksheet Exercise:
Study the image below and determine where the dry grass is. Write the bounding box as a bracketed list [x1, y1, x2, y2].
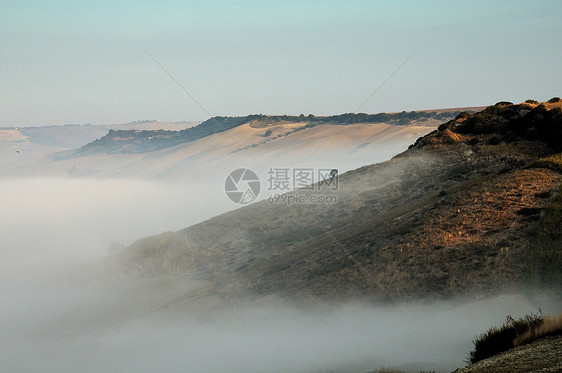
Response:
[495, 98, 561, 111]
[514, 312, 562, 347]
[373, 368, 435, 373]
[542, 99, 562, 110]
[468, 312, 562, 364]
[526, 183, 562, 285]
[527, 153, 562, 173]
[468, 313, 544, 364]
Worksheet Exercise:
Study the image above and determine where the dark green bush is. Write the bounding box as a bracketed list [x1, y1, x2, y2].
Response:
[398, 117, 411, 125]
[450, 101, 562, 151]
[438, 121, 452, 131]
[456, 111, 472, 119]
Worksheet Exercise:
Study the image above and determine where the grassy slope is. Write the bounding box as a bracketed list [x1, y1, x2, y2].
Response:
[526, 179, 562, 286]
[115, 100, 562, 304]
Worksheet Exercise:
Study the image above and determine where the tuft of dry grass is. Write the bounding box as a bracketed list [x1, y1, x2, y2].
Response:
[468, 313, 543, 364]
[514, 312, 562, 347]
[527, 153, 562, 173]
[468, 312, 562, 364]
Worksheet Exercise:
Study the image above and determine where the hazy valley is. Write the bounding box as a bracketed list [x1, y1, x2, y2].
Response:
[1, 101, 561, 373]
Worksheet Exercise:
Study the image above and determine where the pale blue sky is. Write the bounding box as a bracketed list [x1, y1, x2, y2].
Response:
[1, 0, 561, 126]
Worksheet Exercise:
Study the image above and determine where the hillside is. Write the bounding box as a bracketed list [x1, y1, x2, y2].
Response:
[0, 118, 440, 180]
[0, 121, 197, 165]
[0, 108, 480, 179]
[453, 334, 561, 373]
[113, 99, 562, 307]
[75, 109, 475, 155]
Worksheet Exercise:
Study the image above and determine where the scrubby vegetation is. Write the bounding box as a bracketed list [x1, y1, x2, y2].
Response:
[514, 313, 562, 347]
[450, 101, 562, 151]
[249, 110, 463, 126]
[469, 313, 544, 364]
[526, 183, 562, 285]
[417, 102, 562, 292]
[468, 311, 562, 366]
[527, 152, 562, 173]
[369, 369, 435, 373]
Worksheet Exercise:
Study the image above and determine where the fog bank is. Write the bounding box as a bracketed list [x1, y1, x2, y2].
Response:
[1, 177, 560, 373]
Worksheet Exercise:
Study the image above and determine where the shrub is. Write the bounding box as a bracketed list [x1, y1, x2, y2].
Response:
[469, 313, 543, 364]
[488, 136, 502, 145]
[398, 117, 411, 125]
[525, 99, 539, 104]
[533, 104, 548, 115]
[263, 129, 273, 137]
[455, 111, 472, 120]
[453, 101, 561, 149]
[438, 121, 452, 131]
[527, 153, 562, 173]
[548, 97, 561, 103]
[467, 137, 479, 145]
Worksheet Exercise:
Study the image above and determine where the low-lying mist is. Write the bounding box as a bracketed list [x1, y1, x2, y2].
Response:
[0, 177, 231, 274]
[1, 176, 560, 373]
[3, 275, 559, 373]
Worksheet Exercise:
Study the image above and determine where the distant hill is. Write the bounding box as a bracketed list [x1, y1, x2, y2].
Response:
[76, 109, 477, 155]
[113, 99, 562, 307]
[0, 121, 198, 165]
[0, 112, 454, 180]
